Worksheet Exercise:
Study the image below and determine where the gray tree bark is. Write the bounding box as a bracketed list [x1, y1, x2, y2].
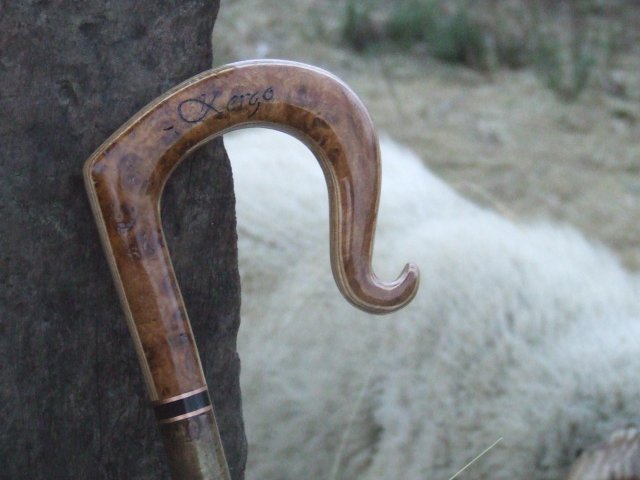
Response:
[0, 2, 246, 478]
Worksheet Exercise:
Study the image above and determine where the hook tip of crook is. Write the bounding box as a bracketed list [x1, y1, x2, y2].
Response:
[392, 261, 421, 311]
[348, 261, 420, 315]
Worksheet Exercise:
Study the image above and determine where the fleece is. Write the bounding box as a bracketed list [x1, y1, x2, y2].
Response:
[225, 128, 640, 480]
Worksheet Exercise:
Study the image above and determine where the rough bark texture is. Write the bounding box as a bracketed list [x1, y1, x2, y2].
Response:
[0, 2, 246, 479]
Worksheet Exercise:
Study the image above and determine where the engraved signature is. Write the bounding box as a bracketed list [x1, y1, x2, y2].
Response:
[178, 86, 275, 124]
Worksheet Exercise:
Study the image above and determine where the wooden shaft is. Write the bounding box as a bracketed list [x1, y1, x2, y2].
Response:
[83, 59, 419, 479]
[159, 408, 230, 479]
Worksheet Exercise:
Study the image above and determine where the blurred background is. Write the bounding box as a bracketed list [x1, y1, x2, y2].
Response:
[213, 0, 640, 269]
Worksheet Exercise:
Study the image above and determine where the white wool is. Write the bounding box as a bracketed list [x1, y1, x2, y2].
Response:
[226, 128, 640, 479]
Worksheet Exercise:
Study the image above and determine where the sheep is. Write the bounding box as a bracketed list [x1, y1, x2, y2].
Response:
[225, 128, 640, 479]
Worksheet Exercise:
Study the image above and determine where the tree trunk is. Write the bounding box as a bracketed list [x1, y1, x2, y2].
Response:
[0, 2, 246, 478]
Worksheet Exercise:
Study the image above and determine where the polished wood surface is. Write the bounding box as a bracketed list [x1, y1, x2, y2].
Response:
[84, 59, 419, 479]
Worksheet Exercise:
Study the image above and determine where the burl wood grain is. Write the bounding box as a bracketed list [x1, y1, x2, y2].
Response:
[83, 59, 419, 478]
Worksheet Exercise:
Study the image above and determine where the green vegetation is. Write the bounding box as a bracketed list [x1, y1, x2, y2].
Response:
[386, 1, 487, 68]
[340, 0, 628, 100]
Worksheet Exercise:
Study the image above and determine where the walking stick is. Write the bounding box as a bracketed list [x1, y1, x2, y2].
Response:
[84, 59, 419, 479]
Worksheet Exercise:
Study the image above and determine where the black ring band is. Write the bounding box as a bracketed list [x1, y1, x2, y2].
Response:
[154, 389, 211, 422]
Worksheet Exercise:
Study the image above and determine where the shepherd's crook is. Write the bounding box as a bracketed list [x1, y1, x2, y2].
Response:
[84, 59, 419, 479]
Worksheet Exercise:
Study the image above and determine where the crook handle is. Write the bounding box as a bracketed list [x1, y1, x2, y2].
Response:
[84, 59, 419, 479]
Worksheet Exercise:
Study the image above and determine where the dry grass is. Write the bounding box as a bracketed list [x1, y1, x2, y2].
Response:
[213, 0, 640, 269]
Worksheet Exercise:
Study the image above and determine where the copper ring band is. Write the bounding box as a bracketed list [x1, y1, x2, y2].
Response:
[153, 387, 212, 424]
[153, 386, 209, 406]
[156, 405, 214, 425]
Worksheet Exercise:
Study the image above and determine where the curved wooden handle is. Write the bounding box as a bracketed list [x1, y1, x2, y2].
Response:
[83, 59, 419, 478]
